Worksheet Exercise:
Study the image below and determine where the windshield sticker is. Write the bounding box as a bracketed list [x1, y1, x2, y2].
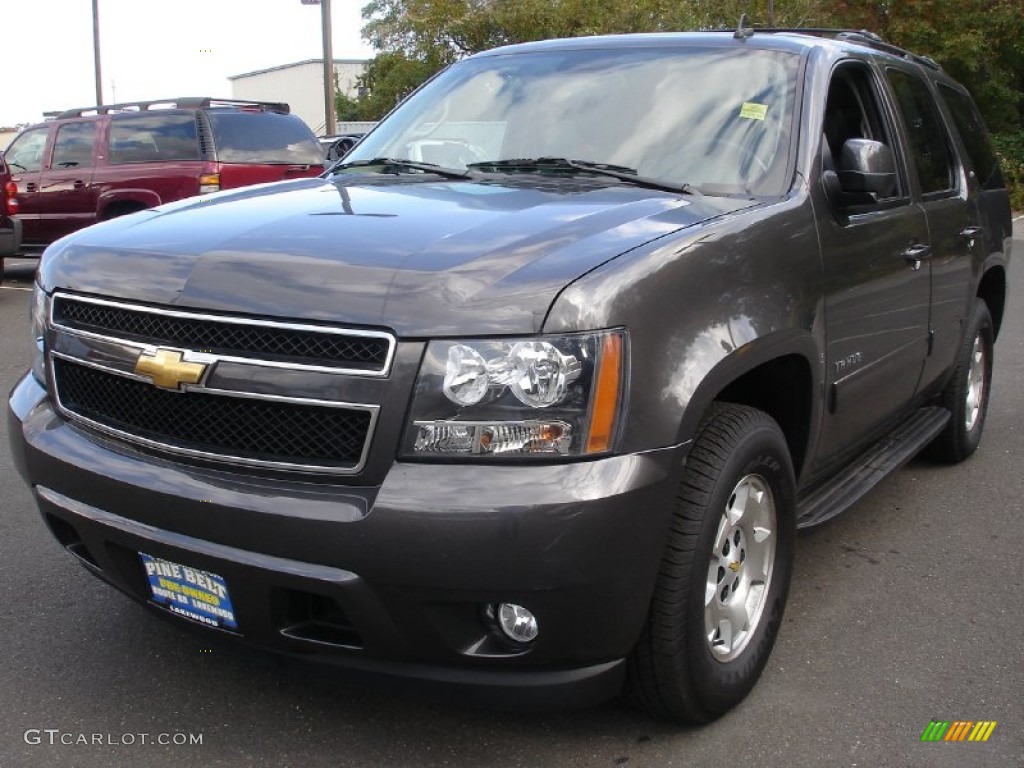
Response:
[740, 102, 769, 121]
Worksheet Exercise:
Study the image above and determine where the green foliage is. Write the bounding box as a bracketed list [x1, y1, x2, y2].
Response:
[334, 91, 363, 122]
[354, 50, 451, 120]
[829, 0, 1024, 134]
[351, 0, 835, 118]
[992, 131, 1024, 211]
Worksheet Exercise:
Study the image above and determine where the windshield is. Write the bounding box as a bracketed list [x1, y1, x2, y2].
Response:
[348, 45, 802, 196]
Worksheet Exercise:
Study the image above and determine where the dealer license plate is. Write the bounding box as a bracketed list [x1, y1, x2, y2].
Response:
[139, 553, 238, 630]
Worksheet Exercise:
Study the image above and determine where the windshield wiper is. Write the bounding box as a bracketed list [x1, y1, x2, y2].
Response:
[330, 157, 474, 181]
[467, 157, 699, 195]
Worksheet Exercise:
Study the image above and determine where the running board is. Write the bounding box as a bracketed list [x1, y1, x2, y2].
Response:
[796, 407, 950, 530]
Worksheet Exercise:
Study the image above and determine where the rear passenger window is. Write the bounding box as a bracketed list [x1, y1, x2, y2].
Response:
[52, 122, 98, 168]
[937, 84, 1000, 189]
[886, 69, 956, 195]
[109, 114, 201, 164]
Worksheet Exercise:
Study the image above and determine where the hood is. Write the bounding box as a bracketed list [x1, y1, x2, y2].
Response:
[40, 174, 752, 336]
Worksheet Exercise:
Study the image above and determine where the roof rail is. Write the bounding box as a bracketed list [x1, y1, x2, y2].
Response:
[714, 26, 942, 71]
[54, 97, 291, 120]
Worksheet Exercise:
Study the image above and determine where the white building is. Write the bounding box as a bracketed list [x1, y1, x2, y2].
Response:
[229, 59, 367, 135]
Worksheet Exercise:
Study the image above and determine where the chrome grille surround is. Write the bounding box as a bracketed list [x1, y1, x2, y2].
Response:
[47, 292, 391, 474]
[51, 293, 396, 376]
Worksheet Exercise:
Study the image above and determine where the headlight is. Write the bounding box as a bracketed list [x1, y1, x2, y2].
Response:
[30, 281, 48, 386]
[405, 330, 626, 459]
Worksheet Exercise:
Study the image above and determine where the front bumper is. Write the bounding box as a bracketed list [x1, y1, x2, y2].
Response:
[9, 374, 685, 708]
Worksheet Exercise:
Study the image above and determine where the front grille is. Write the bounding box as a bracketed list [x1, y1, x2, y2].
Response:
[53, 296, 392, 373]
[54, 359, 373, 470]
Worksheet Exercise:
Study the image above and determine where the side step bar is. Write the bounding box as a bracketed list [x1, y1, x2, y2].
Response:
[796, 406, 950, 530]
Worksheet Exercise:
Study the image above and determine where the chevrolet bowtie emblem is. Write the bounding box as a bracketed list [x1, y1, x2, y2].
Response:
[134, 349, 208, 390]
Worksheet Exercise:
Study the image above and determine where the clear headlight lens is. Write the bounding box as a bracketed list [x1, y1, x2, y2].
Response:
[405, 330, 626, 459]
[442, 344, 490, 406]
[506, 341, 582, 407]
[30, 281, 48, 386]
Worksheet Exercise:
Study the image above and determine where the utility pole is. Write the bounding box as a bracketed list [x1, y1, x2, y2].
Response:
[92, 0, 103, 104]
[767, 0, 776, 27]
[301, 0, 336, 136]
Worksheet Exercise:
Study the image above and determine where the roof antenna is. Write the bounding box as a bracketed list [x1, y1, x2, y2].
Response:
[734, 13, 754, 39]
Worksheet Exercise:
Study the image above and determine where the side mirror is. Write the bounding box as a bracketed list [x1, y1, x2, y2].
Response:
[837, 139, 896, 197]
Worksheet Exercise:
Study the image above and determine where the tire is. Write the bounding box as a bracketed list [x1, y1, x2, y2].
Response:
[925, 299, 994, 463]
[625, 403, 796, 723]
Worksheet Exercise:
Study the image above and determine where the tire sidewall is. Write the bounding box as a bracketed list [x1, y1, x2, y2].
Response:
[684, 421, 796, 716]
[949, 302, 994, 457]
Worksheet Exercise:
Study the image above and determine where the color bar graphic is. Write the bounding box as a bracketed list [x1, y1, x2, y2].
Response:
[921, 720, 996, 742]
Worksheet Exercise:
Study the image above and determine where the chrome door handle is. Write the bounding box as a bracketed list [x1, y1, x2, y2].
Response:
[959, 226, 983, 249]
[901, 243, 932, 270]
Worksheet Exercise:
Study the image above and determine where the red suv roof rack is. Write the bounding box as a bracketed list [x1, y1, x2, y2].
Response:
[54, 97, 291, 120]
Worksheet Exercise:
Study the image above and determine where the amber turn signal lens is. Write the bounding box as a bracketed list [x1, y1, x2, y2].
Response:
[585, 333, 623, 453]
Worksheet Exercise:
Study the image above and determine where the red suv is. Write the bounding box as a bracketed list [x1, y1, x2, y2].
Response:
[4, 97, 324, 251]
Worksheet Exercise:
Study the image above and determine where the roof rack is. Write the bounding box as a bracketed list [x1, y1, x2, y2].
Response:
[54, 97, 291, 120]
[721, 24, 942, 71]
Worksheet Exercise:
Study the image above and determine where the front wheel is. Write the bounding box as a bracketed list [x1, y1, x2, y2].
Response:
[926, 299, 994, 463]
[626, 403, 796, 723]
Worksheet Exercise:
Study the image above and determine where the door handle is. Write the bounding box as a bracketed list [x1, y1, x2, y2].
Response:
[73, 180, 85, 189]
[959, 226, 983, 248]
[901, 243, 932, 270]
[26, 182, 37, 193]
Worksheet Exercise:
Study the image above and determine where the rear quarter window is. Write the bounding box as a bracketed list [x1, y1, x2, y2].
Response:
[208, 112, 322, 164]
[937, 84, 1001, 189]
[109, 113, 201, 164]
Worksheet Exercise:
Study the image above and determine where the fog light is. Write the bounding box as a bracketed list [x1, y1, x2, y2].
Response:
[496, 603, 539, 643]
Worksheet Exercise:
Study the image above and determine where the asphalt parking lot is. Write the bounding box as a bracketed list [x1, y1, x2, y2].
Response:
[1, 220, 1022, 767]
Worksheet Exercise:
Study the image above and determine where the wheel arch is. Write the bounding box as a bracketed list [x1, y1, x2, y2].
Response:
[98, 190, 161, 220]
[676, 333, 820, 483]
[976, 264, 1006, 340]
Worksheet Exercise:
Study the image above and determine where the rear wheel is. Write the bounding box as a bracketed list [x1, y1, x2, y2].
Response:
[926, 299, 993, 463]
[626, 403, 796, 723]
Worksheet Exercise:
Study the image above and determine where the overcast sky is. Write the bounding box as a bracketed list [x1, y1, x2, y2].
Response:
[2, 0, 374, 127]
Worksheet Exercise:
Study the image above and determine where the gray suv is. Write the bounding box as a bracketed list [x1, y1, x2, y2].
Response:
[9, 28, 1012, 723]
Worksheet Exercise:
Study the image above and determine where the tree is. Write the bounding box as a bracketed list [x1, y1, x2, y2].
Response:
[334, 91, 363, 122]
[351, 0, 1022, 137]
[829, 0, 1024, 132]
[353, 0, 837, 118]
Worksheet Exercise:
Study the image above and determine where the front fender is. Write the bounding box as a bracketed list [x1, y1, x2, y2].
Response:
[544, 192, 825, 457]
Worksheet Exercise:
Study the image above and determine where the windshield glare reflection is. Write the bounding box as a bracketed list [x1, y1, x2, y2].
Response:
[347, 45, 801, 197]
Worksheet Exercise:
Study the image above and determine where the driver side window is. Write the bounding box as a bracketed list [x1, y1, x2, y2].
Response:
[823, 63, 905, 207]
[5, 127, 50, 173]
